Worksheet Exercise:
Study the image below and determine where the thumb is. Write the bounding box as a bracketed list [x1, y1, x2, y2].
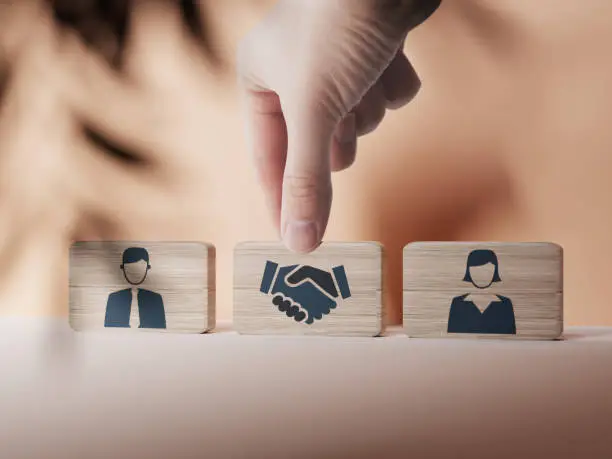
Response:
[280, 103, 336, 253]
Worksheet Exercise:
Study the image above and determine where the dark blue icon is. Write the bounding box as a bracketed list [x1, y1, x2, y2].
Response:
[447, 249, 516, 335]
[104, 247, 166, 329]
[260, 262, 352, 324]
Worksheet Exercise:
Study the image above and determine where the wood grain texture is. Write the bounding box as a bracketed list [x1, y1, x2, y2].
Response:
[403, 242, 563, 340]
[234, 242, 384, 336]
[404, 242, 562, 292]
[70, 241, 215, 333]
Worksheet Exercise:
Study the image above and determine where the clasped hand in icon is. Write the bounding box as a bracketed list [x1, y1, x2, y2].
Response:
[260, 262, 351, 324]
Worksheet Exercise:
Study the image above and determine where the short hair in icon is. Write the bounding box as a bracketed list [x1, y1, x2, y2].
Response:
[463, 249, 501, 283]
[121, 247, 150, 268]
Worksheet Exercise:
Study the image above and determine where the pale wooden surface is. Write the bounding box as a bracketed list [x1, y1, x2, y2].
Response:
[234, 242, 384, 336]
[3, 318, 612, 459]
[404, 242, 563, 340]
[70, 242, 215, 334]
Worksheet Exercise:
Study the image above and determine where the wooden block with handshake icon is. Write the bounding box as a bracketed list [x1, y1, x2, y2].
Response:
[69, 241, 563, 339]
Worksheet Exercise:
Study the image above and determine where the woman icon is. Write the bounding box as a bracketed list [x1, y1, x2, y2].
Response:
[447, 249, 516, 335]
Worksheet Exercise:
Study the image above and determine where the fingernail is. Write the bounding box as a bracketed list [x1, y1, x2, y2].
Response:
[335, 113, 356, 145]
[283, 220, 320, 253]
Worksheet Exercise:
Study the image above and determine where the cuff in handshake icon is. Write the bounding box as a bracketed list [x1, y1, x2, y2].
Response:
[260, 261, 352, 324]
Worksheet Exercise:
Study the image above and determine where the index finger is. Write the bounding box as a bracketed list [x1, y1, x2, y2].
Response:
[280, 104, 335, 253]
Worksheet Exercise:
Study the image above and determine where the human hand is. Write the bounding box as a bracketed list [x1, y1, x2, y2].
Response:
[260, 261, 352, 324]
[238, 0, 441, 252]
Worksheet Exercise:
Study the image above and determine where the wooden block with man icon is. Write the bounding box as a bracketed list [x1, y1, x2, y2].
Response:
[403, 242, 563, 340]
[70, 242, 215, 333]
[234, 242, 384, 336]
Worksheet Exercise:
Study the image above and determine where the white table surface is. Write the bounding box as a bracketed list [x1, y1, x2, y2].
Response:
[1, 319, 611, 459]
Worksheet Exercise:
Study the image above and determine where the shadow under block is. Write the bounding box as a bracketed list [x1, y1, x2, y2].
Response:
[234, 242, 384, 336]
[70, 242, 215, 333]
[403, 242, 563, 340]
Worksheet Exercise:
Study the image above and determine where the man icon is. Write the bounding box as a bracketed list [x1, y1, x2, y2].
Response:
[104, 247, 166, 329]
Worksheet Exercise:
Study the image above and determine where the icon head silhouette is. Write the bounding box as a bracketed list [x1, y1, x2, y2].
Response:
[120, 247, 151, 286]
[463, 249, 501, 289]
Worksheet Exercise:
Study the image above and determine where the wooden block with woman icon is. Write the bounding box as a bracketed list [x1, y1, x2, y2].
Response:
[403, 242, 563, 340]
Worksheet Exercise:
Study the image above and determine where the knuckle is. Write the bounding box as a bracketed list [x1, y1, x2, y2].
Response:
[283, 175, 329, 201]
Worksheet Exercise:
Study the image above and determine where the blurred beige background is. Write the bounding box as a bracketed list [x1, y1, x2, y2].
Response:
[0, 0, 611, 326]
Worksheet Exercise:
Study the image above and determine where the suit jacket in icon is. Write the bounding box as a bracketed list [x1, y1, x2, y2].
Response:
[104, 289, 166, 329]
[447, 294, 516, 335]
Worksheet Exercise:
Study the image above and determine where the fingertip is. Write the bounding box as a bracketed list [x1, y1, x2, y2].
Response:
[282, 220, 321, 253]
[331, 140, 357, 172]
[280, 172, 331, 254]
[382, 53, 422, 110]
[385, 76, 421, 110]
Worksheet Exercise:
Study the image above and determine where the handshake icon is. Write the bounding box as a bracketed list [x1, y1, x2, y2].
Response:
[260, 261, 352, 324]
